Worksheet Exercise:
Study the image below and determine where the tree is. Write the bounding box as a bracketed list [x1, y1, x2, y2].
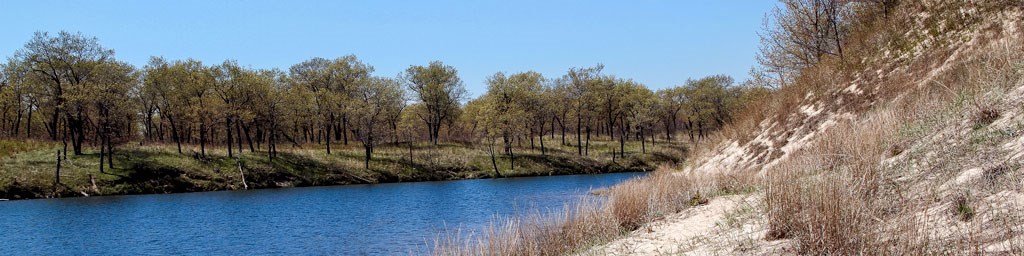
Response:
[0, 60, 34, 138]
[14, 31, 115, 155]
[350, 76, 404, 169]
[87, 61, 137, 172]
[657, 86, 686, 141]
[289, 56, 373, 154]
[178, 60, 216, 156]
[402, 61, 466, 145]
[559, 64, 603, 155]
[478, 71, 544, 171]
[757, 0, 851, 88]
[252, 69, 290, 161]
[214, 60, 267, 157]
[620, 82, 659, 154]
[141, 57, 201, 154]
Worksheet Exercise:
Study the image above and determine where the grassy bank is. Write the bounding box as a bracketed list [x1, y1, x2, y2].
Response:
[0, 137, 685, 200]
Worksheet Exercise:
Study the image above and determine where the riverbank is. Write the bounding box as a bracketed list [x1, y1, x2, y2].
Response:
[0, 138, 684, 200]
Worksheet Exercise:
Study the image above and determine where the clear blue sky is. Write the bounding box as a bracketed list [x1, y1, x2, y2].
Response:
[0, 1, 776, 97]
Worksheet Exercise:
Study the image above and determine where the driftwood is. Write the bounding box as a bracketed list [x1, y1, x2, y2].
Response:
[236, 158, 249, 190]
[89, 174, 99, 194]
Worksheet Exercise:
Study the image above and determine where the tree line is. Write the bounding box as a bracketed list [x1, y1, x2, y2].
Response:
[0, 31, 767, 172]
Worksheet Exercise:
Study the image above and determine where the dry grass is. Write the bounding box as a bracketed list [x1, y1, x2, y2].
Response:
[432, 165, 752, 255]
[440, 3, 1024, 255]
[432, 197, 619, 256]
[763, 114, 895, 254]
[761, 36, 1024, 254]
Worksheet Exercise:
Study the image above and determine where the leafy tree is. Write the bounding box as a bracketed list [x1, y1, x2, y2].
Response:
[478, 71, 545, 171]
[0, 60, 35, 138]
[350, 76, 404, 169]
[14, 31, 115, 155]
[86, 61, 137, 172]
[559, 64, 604, 155]
[402, 61, 466, 145]
[254, 69, 291, 161]
[656, 86, 687, 141]
[288, 56, 372, 154]
[616, 79, 657, 156]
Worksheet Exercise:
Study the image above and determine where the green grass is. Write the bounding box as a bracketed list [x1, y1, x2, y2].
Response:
[0, 137, 685, 200]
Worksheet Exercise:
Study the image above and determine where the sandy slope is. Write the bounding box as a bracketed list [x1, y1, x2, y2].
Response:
[582, 194, 788, 256]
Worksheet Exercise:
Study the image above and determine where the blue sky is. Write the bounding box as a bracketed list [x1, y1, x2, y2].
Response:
[0, 1, 776, 97]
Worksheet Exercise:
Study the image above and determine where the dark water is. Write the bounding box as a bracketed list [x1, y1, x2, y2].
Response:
[0, 172, 645, 255]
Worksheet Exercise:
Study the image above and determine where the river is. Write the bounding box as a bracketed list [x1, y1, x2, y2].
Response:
[0, 172, 645, 255]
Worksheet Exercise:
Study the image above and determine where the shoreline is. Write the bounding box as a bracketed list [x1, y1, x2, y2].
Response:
[3, 169, 652, 202]
[1, 141, 675, 201]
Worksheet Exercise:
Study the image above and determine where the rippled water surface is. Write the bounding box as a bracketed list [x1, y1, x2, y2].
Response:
[0, 172, 646, 255]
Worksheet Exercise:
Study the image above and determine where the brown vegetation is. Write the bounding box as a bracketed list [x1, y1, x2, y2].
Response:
[438, 1, 1024, 255]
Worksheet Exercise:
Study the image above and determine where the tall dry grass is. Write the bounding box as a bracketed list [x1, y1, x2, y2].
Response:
[438, 3, 1024, 255]
[764, 108, 898, 254]
[763, 37, 1024, 254]
[432, 198, 619, 256]
[432, 166, 750, 255]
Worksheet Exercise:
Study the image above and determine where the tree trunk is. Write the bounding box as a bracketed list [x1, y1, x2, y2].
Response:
[640, 128, 646, 154]
[242, 123, 255, 153]
[13, 107, 22, 138]
[144, 110, 154, 141]
[508, 146, 514, 171]
[620, 116, 627, 158]
[585, 126, 591, 156]
[55, 150, 61, 190]
[98, 136, 105, 174]
[560, 118, 565, 145]
[61, 123, 68, 160]
[268, 130, 275, 161]
[408, 138, 414, 164]
[503, 133, 514, 170]
[391, 121, 399, 144]
[539, 124, 546, 156]
[342, 116, 349, 145]
[235, 120, 244, 154]
[364, 145, 371, 169]
[25, 108, 32, 138]
[106, 134, 113, 169]
[529, 128, 535, 150]
[169, 116, 182, 154]
[199, 121, 207, 157]
[576, 116, 583, 155]
[72, 114, 84, 155]
[550, 117, 556, 140]
[664, 119, 671, 141]
[326, 114, 333, 155]
[226, 117, 233, 158]
[49, 108, 59, 140]
[489, 139, 501, 178]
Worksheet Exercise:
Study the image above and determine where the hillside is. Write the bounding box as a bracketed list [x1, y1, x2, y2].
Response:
[593, 0, 1024, 255]
[433, 1, 1024, 255]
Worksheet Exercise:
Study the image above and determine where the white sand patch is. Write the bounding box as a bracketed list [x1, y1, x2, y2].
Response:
[843, 84, 864, 95]
[941, 168, 984, 190]
[1003, 135, 1024, 160]
[690, 141, 749, 175]
[582, 195, 750, 255]
[799, 104, 822, 117]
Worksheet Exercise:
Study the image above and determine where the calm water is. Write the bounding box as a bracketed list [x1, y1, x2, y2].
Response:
[0, 172, 645, 255]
